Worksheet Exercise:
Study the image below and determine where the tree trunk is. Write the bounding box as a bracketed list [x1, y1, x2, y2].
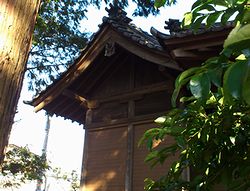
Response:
[0, 0, 40, 164]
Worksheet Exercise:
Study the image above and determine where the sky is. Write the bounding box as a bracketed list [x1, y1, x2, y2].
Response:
[4, 1, 195, 190]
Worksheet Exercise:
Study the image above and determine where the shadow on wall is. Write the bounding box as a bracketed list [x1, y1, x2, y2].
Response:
[83, 127, 127, 191]
[84, 170, 117, 191]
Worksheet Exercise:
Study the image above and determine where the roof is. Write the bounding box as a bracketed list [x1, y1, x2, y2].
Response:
[27, 8, 233, 125]
[27, 5, 179, 125]
[150, 19, 234, 40]
[150, 19, 233, 69]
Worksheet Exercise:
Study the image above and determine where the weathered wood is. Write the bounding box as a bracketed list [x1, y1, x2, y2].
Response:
[32, 26, 113, 112]
[112, 29, 181, 70]
[80, 129, 89, 191]
[82, 49, 129, 94]
[85, 108, 93, 126]
[125, 123, 134, 191]
[125, 100, 135, 191]
[132, 123, 178, 190]
[81, 127, 127, 191]
[163, 29, 230, 48]
[87, 112, 167, 130]
[80, 108, 92, 190]
[31, 25, 180, 114]
[97, 82, 170, 104]
[63, 89, 88, 107]
[0, 0, 40, 163]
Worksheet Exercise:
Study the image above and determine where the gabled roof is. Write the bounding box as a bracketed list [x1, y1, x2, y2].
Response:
[28, 8, 233, 124]
[27, 6, 179, 124]
[151, 19, 233, 68]
[151, 19, 234, 39]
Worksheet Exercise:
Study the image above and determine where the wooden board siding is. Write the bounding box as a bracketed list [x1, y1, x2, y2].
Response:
[133, 123, 177, 191]
[84, 127, 127, 191]
[134, 91, 171, 116]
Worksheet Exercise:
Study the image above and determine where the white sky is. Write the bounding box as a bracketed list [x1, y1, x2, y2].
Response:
[6, 1, 195, 190]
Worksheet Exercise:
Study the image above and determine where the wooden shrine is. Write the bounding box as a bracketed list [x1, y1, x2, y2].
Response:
[29, 6, 232, 191]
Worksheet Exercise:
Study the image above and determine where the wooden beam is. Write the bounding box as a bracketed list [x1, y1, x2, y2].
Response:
[87, 111, 167, 130]
[82, 49, 129, 94]
[33, 26, 112, 111]
[164, 29, 230, 48]
[172, 49, 200, 59]
[97, 82, 170, 104]
[111, 29, 182, 71]
[62, 89, 88, 107]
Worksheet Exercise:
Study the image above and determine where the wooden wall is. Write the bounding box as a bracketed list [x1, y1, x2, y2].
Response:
[82, 121, 178, 191]
[133, 123, 177, 191]
[83, 127, 127, 191]
[80, 49, 179, 191]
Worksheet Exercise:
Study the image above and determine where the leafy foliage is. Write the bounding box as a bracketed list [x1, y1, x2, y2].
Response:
[26, 0, 177, 94]
[141, 0, 250, 190]
[0, 145, 49, 188]
[0, 145, 80, 190]
[51, 168, 80, 191]
[27, 0, 89, 94]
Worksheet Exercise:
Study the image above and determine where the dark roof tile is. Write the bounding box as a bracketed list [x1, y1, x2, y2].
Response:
[99, 12, 164, 51]
[151, 19, 234, 40]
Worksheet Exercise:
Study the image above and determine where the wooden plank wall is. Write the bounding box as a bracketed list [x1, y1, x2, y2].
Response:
[84, 127, 127, 191]
[133, 123, 177, 191]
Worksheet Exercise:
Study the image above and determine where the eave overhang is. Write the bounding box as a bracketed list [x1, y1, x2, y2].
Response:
[151, 22, 233, 68]
[28, 23, 178, 124]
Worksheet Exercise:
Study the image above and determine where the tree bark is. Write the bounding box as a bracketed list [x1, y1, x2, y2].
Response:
[0, 0, 40, 164]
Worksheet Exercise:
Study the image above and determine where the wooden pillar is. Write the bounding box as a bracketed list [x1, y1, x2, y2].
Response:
[80, 108, 92, 191]
[125, 100, 135, 191]
[125, 56, 136, 191]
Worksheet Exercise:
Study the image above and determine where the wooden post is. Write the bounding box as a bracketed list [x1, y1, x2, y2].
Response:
[125, 57, 135, 191]
[80, 106, 93, 191]
[125, 100, 135, 191]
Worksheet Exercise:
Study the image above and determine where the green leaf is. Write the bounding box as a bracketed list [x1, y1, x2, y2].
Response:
[223, 60, 247, 101]
[154, 0, 167, 8]
[171, 86, 181, 107]
[191, 0, 203, 11]
[145, 150, 159, 162]
[192, 15, 207, 31]
[189, 73, 211, 101]
[224, 23, 250, 48]
[138, 128, 161, 147]
[176, 67, 201, 87]
[221, 8, 236, 25]
[183, 12, 193, 26]
[206, 11, 222, 28]
[242, 59, 250, 105]
[172, 67, 202, 107]
[213, 0, 231, 7]
[154, 116, 166, 124]
[175, 136, 186, 148]
[207, 68, 222, 87]
[203, 4, 216, 12]
[164, 126, 184, 135]
[242, 9, 250, 23]
[193, 3, 217, 13]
